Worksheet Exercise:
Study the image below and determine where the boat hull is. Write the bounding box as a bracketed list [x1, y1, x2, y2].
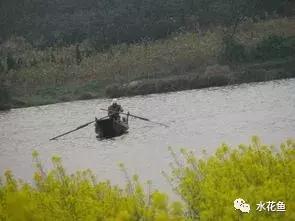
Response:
[95, 117, 129, 139]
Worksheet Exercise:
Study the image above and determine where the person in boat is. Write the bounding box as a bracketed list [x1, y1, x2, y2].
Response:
[108, 98, 123, 121]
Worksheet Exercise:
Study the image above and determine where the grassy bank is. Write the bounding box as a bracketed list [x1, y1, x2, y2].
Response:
[0, 137, 294, 220]
[0, 18, 294, 108]
[106, 57, 295, 97]
[0, 85, 11, 110]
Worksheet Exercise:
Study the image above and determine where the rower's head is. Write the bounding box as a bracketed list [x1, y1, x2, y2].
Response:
[112, 98, 118, 105]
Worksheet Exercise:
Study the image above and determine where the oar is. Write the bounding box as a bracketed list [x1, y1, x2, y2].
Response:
[100, 108, 168, 127]
[50, 116, 108, 140]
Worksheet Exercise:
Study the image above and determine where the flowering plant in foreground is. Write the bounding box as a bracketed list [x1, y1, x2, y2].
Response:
[0, 152, 184, 221]
[165, 136, 295, 220]
[0, 136, 294, 220]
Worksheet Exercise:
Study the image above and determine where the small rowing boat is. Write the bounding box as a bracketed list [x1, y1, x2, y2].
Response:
[95, 116, 129, 139]
[50, 109, 167, 141]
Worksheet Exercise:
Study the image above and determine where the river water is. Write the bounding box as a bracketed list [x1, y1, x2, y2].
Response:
[0, 79, 294, 194]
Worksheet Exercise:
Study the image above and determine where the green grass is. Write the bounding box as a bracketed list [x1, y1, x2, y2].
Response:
[10, 81, 107, 108]
[237, 17, 295, 46]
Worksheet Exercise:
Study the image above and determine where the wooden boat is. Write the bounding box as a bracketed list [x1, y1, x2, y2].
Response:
[95, 116, 129, 139]
[49, 110, 167, 141]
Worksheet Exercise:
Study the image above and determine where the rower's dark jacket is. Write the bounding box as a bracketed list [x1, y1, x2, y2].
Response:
[108, 103, 123, 119]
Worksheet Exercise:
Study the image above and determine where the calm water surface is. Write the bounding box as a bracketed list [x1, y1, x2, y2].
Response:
[0, 79, 294, 194]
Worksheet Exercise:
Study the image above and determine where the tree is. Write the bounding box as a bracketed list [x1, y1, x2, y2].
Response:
[0, 76, 11, 110]
[75, 44, 82, 64]
[6, 54, 17, 70]
[0, 0, 290, 48]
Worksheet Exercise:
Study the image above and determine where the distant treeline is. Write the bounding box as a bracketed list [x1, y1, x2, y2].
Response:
[0, 0, 293, 49]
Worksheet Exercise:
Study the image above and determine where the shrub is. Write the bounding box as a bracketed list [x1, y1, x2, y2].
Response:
[0, 81, 11, 110]
[0, 152, 184, 221]
[0, 138, 294, 220]
[253, 35, 295, 60]
[220, 36, 246, 63]
[6, 54, 17, 71]
[166, 136, 295, 220]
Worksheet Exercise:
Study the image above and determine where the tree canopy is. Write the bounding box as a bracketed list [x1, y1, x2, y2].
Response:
[0, 0, 290, 48]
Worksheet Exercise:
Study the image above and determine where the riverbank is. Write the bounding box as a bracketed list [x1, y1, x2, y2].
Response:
[106, 57, 295, 97]
[1, 18, 294, 109]
[0, 137, 294, 220]
[3, 57, 295, 109]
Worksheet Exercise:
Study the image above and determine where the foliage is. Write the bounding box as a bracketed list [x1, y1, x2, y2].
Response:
[0, 87, 10, 105]
[0, 152, 184, 221]
[1, 18, 294, 107]
[0, 76, 11, 110]
[252, 35, 295, 61]
[75, 45, 82, 65]
[236, 17, 295, 46]
[0, 138, 294, 220]
[166, 136, 295, 220]
[6, 54, 18, 71]
[0, 0, 290, 48]
[220, 33, 295, 64]
[220, 36, 246, 63]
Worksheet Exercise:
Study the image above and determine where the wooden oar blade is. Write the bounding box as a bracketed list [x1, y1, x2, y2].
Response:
[149, 120, 169, 127]
[49, 120, 95, 141]
[128, 114, 149, 121]
[50, 129, 76, 140]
